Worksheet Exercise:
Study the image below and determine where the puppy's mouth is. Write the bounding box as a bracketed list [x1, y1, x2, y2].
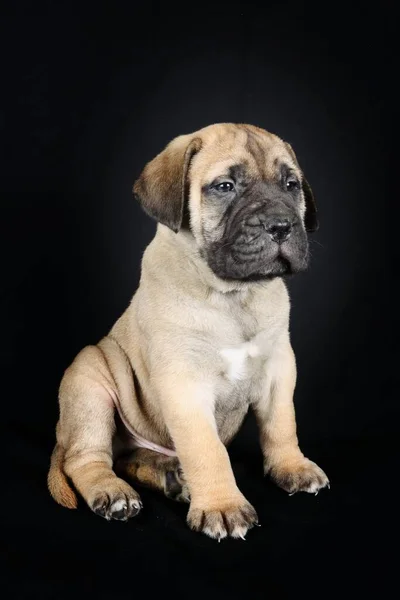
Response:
[231, 243, 297, 277]
[236, 254, 292, 282]
[205, 231, 309, 282]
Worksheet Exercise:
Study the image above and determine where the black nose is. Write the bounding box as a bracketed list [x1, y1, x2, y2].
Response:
[265, 218, 293, 243]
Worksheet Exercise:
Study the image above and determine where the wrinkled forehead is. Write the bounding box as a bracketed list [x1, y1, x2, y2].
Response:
[191, 125, 299, 184]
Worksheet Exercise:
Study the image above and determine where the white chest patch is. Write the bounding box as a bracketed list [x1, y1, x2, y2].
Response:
[220, 342, 261, 382]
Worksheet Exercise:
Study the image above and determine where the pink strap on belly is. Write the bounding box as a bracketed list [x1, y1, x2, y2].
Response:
[113, 396, 177, 457]
[127, 429, 177, 457]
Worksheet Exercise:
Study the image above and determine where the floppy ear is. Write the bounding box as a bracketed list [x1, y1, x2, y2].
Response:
[133, 136, 202, 233]
[301, 175, 318, 232]
[284, 142, 319, 232]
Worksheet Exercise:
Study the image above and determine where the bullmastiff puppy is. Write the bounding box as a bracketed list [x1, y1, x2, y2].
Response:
[48, 123, 329, 540]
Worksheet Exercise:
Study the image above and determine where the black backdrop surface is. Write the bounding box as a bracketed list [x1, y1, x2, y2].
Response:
[1, 2, 395, 598]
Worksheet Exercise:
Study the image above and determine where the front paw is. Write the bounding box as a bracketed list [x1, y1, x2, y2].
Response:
[187, 497, 258, 541]
[270, 458, 330, 495]
[91, 482, 143, 521]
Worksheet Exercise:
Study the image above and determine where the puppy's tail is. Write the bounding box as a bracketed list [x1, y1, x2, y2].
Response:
[47, 443, 78, 509]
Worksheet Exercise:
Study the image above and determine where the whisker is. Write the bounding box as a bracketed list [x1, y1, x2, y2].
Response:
[309, 238, 324, 249]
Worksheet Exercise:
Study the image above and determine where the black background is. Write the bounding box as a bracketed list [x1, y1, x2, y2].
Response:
[1, 2, 396, 598]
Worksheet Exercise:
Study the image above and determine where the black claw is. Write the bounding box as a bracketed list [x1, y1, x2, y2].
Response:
[129, 503, 141, 517]
[221, 512, 231, 536]
[93, 505, 107, 518]
[93, 494, 110, 518]
[198, 511, 206, 532]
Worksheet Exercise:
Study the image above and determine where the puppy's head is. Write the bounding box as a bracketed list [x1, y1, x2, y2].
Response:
[133, 123, 318, 281]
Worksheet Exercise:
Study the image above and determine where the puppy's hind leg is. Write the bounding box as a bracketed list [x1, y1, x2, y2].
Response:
[115, 448, 190, 503]
[49, 345, 142, 521]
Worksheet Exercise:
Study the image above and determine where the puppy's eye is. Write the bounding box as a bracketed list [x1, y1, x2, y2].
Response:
[286, 178, 299, 191]
[215, 181, 234, 192]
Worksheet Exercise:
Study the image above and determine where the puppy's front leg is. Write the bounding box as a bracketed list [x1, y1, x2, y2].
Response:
[253, 337, 329, 495]
[159, 378, 258, 540]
